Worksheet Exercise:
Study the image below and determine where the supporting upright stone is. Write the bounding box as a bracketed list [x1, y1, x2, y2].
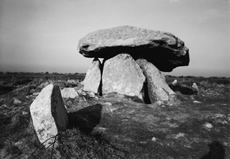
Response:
[102, 54, 145, 99]
[30, 84, 68, 147]
[136, 59, 175, 103]
[83, 58, 102, 94]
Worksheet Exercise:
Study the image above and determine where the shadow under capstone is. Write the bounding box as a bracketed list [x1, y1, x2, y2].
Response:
[81, 45, 189, 72]
[67, 104, 102, 134]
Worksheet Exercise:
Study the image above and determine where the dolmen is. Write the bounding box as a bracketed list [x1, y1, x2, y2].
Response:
[29, 26, 189, 147]
[79, 25, 189, 104]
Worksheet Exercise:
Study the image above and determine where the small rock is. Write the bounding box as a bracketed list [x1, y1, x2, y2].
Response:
[204, 122, 213, 129]
[104, 102, 112, 106]
[33, 92, 39, 96]
[61, 88, 78, 99]
[80, 91, 86, 96]
[193, 100, 201, 104]
[172, 79, 178, 86]
[155, 100, 164, 105]
[140, 141, 147, 144]
[66, 79, 78, 86]
[96, 127, 107, 132]
[151, 137, 157, 141]
[87, 91, 95, 98]
[169, 123, 179, 128]
[192, 83, 199, 91]
[13, 98, 22, 104]
[175, 133, 185, 139]
[14, 141, 23, 147]
[76, 88, 83, 94]
[22, 111, 28, 115]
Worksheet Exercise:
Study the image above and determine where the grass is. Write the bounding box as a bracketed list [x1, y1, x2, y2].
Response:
[0, 73, 127, 159]
[0, 73, 229, 158]
[1, 107, 127, 159]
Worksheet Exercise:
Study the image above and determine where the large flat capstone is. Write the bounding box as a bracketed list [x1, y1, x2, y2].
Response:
[78, 25, 189, 72]
[30, 84, 68, 147]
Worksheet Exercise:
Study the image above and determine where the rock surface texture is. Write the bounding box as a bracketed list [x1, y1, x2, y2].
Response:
[136, 59, 175, 103]
[30, 84, 68, 147]
[78, 25, 189, 72]
[102, 54, 145, 99]
[83, 58, 102, 93]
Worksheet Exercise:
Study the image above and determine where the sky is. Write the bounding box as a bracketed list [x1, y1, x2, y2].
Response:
[0, 0, 229, 76]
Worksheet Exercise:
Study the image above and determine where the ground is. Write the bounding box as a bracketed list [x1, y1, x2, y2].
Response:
[0, 72, 229, 159]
